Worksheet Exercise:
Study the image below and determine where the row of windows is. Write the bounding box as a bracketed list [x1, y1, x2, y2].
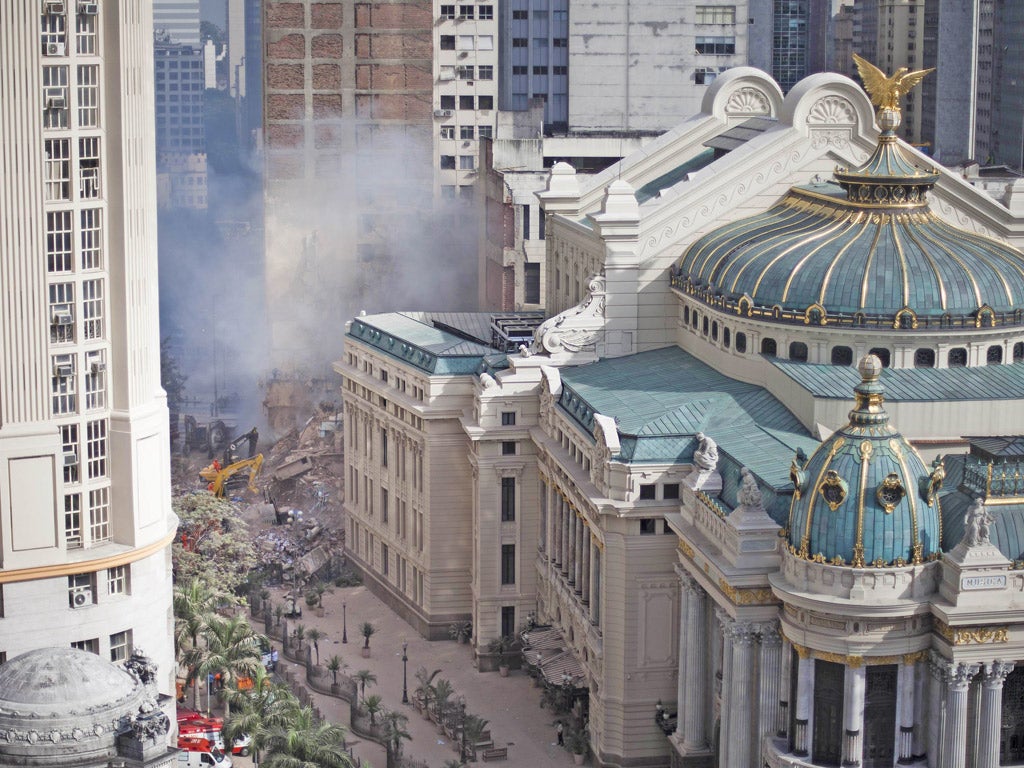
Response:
[439, 124, 493, 140]
[70, 629, 132, 663]
[41, 5, 99, 57]
[695, 36, 736, 54]
[440, 34, 494, 51]
[350, 519, 426, 606]
[51, 349, 106, 414]
[348, 466, 426, 550]
[511, 65, 568, 76]
[439, 5, 494, 20]
[440, 154, 476, 170]
[439, 94, 495, 111]
[44, 137, 102, 203]
[511, 9, 568, 21]
[695, 5, 737, 24]
[440, 64, 494, 81]
[64, 486, 110, 547]
[43, 64, 99, 130]
[59, 419, 107, 483]
[48, 278, 105, 345]
[511, 37, 568, 48]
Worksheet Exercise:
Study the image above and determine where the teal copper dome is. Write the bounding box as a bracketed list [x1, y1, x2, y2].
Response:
[786, 355, 944, 567]
[672, 112, 1024, 330]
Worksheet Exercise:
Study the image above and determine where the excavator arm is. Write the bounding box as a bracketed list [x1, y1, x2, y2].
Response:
[199, 454, 264, 498]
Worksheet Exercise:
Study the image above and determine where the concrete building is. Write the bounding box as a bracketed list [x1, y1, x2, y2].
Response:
[497, 0, 569, 129]
[154, 0, 202, 47]
[154, 41, 205, 156]
[338, 67, 1024, 766]
[0, 0, 176, 701]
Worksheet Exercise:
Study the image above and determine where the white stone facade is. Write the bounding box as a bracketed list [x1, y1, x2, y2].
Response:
[0, 1, 176, 699]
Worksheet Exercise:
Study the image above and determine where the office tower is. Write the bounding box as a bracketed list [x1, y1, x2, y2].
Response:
[154, 0, 202, 46]
[0, 0, 176, 694]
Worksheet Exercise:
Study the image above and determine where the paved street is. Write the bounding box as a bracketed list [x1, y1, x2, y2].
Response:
[260, 582, 582, 767]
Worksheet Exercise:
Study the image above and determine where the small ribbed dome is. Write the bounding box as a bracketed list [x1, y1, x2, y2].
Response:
[673, 113, 1024, 329]
[786, 355, 943, 566]
[0, 647, 139, 714]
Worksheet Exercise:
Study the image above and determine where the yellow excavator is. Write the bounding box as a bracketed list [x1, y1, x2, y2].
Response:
[198, 427, 264, 498]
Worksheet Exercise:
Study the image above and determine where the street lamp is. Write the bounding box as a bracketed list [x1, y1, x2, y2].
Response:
[401, 641, 409, 704]
[342, 601, 348, 644]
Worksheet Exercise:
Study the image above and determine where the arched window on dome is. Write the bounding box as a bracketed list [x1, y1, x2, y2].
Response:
[987, 345, 1003, 365]
[789, 342, 808, 362]
[869, 347, 891, 367]
[684, 306, 690, 325]
[723, 327, 731, 348]
[692, 311, 699, 329]
[1014, 342, 1024, 363]
[914, 348, 935, 368]
[830, 346, 853, 366]
[948, 348, 967, 367]
[761, 338, 777, 356]
[703, 317, 710, 336]
[711, 321, 719, 341]
[735, 332, 747, 353]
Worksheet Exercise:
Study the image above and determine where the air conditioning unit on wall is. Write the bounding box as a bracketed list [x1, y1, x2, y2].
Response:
[70, 585, 92, 608]
[45, 42, 66, 57]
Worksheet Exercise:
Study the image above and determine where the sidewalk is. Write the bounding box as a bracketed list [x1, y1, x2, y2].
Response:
[263, 583, 581, 768]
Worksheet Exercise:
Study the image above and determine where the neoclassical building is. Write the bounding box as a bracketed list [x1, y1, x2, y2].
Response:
[0, 0, 176, 703]
[338, 67, 1024, 767]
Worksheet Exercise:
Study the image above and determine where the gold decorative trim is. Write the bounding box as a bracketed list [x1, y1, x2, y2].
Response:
[793, 643, 811, 659]
[797, 438, 846, 558]
[0, 529, 176, 585]
[678, 540, 695, 558]
[591, 533, 604, 552]
[934, 619, 1008, 645]
[718, 578, 777, 606]
[903, 651, 929, 665]
[876, 472, 906, 514]
[819, 470, 849, 511]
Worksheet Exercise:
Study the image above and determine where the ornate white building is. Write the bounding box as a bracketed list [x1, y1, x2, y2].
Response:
[338, 67, 1024, 767]
[0, 0, 176, 701]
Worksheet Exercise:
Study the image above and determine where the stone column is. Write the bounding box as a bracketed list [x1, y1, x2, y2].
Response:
[793, 647, 814, 757]
[977, 661, 1015, 768]
[912, 657, 928, 760]
[927, 654, 948, 768]
[553, 496, 563, 569]
[779, 637, 792, 737]
[567, 509, 576, 586]
[560, 500, 569, 574]
[727, 622, 757, 768]
[682, 576, 708, 750]
[585, 528, 593, 602]
[942, 662, 979, 768]
[574, 515, 583, 594]
[758, 622, 783, 743]
[843, 664, 866, 768]
[717, 610, 735, 768]
[675, 567, 691, 739]
[898, 657, 916, 762]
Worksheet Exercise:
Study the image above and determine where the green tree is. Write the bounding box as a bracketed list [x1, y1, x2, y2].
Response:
[461, 715, 489, 762]
[191, 614, 264, 718]
[263, 706, 354, 768]
[360, 621, 376, 650]
[382, 710, 411, 761]
[363, 694, 383, 726]
[173, 578, 221, 709]
[353, 669, 376, 701]
[223, 666, 299, 767]
[414, 666, 441, 710]
[326, 655, 342, 686]
[306, 628, 325, 665]
[173, 493, 257, 594]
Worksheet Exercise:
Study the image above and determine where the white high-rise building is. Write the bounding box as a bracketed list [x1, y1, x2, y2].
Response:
[0, 1, 176, 696]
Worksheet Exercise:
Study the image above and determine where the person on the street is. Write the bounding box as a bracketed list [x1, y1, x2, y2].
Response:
[556, 721, 564, 746]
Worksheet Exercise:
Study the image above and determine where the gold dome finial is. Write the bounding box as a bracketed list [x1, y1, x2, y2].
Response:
[853, 53, 934, 114]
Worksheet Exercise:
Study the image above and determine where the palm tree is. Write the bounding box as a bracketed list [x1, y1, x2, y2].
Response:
[381, 710, 411, 761]
[360, 621, 376, 650]
[263, 706, 354, 768]
[193, 614, 264, 717]
[174, 578, 221, 709]
[461, 714, 489, 762]
[363, 694, 383, 726]
[353, 669, 377, 701]
[326, 655, 342, 686]
[306, 628, 324, 665]
[431, 678, 454, 722]
[414, 666, 441, 712]
[223, 666, 299, 767]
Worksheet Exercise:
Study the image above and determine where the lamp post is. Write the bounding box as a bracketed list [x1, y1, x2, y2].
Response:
[342, 601, 348, 644]
[401, 641, 409, 704]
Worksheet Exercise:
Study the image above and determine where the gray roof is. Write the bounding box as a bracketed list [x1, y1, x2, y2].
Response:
[0, 647, 140, 714]
[771, 359, 1024, 401]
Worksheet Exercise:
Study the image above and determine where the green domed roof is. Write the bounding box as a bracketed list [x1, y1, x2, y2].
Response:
[673, 118, 1024, 330]
[786, 356, 944, 567]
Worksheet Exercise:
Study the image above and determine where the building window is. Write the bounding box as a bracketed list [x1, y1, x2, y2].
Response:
[44, 138, 71, 201]
[512, 10, 528, 19]
[459, 4, 474, 17]
[696, 5, 737, 23]
[640, 518, 658, 534]
[639, 484, 656, 500]
[440, 155, 456, 169]
[663, 483, 680, 499]
[86, 418, 107, 479]
[109, 630, 132, 663]
[460, 125, 475, 139]
[77, 64, 99, 127]
[694, 67, 718, 85]
[457, 65, 474, 80]
[85, 350, 106, 410]
[381, 488, 389, 524]
[533, 65, 548, 76]
[987, 345, 1003, 365]
[381, 427, 388, 467]
[501, 411, 516, 426]
[524, 263, 540, 304]
[761, 338, 777, 356]
[71, 638, 99, 654]
[79, 136, 100, 199]
[479, 5, 493, 19]
[459, 155, 475, 170]
[440, 125, 455, 139]
[735, 332, 747, 353]
[478, 65, 493, 80]
[459, 95, 475, 110]
[51, 353, 76, 414]
[42, 11, 67, 54]
[440, 95, 456, 110]
[65, 493, 82, 548]
[478, 35, 493, 50]
[457, 35, 474, 50]
[789, 342, 809, 362]
[43, 65, 69, 129]
[68, 573, 95, 609]
[382, 543, 390, 577]
[501, 606, 515, 637]
[501, 476, 516, 521]
[513, 37, 528, 47]
[695, 36, 736, 54]
[501, 544, 516, 584]
[80, 208, 102, 269]
[89, 486, 110, 543]
[76, 8, 97, 55]
[107, 565, 129, 595]
[501, 441, 516, 455]
[47, 210, 74, 275]
[440, 4, 455, 18]
[1014, 342, 1024, 362]
[831, 346, 853, 366]
[82, 278, 103, 340]
[914, 348, 935, 368]
[478, 95, 493, 110]
[723, 327, 731, 348]
[49, 282, 75, 344]
[869, 347, 891, 367]
[61, 424, 79, 483]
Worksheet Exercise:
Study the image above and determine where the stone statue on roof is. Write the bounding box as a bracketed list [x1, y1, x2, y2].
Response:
[737, 468, 763, 510]
[693, 432, 719, 472]
[962, 498, 993, 548]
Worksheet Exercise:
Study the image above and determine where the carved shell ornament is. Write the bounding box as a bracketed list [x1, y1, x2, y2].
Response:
[725, 86, 771, 117]
[807, 95, 857, 125]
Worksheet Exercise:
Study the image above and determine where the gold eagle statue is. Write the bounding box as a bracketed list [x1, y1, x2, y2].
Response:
[853, 53, 934, 111]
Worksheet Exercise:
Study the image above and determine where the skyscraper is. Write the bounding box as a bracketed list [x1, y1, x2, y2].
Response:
[0, 1, 176, 694]
[154, 0, 202, 46]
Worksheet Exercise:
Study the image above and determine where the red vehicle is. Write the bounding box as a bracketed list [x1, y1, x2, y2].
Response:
[177, 706, 224, 731]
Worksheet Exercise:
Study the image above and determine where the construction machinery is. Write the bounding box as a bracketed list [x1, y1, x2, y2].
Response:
[199, 454, 264, 498]
[183, 415, 233, 457]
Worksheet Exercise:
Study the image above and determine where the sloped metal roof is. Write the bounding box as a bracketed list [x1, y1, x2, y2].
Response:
[348, 313, 502, 375]
[635, 148, 717, 204]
